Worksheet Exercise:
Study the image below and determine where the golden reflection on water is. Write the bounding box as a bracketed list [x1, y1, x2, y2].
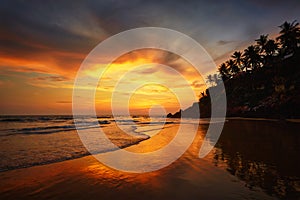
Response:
[81, 123, 206, 189]
[125, 124, 180, 153]
[213, 120, 300, 199]
[83, 119, 300, 199]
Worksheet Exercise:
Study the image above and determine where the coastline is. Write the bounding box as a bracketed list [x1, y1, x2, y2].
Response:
[0, 131, 150, 173]
[1, 116, 298, 173]
[226, 117, 300, 123]
[0, 124, 274, 200]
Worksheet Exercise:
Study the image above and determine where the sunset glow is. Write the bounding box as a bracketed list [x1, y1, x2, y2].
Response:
[92, 49, 205, 115]
[1, 1, 300, 200]
[1, 1, 299, 115]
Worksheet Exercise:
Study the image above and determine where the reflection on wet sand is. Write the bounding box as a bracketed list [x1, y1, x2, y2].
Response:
[0, 119, 299, 199]
[213, 119, 300, 199]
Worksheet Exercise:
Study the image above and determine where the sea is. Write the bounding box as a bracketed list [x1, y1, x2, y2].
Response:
[1, 115, 299, 198]
[0, 115, 180, 172]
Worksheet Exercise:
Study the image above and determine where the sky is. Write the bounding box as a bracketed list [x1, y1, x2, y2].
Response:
[0, 0, 299, 115]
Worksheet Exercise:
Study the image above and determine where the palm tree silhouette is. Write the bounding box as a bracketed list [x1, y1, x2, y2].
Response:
[218, 63, 230, 80]
[213, 20, 298, 85]
[206, 74, 214, 86]
[227, 59, 239, 75]
[276, 20, 300, 55]
[264, 39, 279, 56]
[243, 45, 261, 71]
[231, 51, 244, 71]
[255, 34, 269, 54]
[264, 39, 279, 65]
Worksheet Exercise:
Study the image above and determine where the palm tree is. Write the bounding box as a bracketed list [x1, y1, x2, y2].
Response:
[255, 34, 269, 54]
[264, 39, 279, 65]
[206, 74, 214, 86]
[243, 45, 261, 71]
[226, 59, 239, 75]
[213, 73, 220, 85]
[276, 20, 300, 55]
[218, 63, 230, 80]
[264, 39, 279, 56]
[231, 51, 244, 71]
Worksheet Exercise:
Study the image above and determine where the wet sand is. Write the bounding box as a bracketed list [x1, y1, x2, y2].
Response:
[0, 124, 274, 200]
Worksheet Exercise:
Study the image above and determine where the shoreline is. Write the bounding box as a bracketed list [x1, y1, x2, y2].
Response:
[0, 124, 274, 199]
[226, 117, 300, 122]
[0, 132, 151, 173]
[1, 116, 299, 173]
[176, 116, 300, 123]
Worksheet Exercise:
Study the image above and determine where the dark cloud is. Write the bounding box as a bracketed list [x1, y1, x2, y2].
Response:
[191, 80, 205, 88]
[33, 75, 69, 82]
[217, 40, 236, 46]
[1, 0, 300, 76]
[0, 1, 97, 52]
[56, 101, 72, 104]
[135, 67, 158, 75]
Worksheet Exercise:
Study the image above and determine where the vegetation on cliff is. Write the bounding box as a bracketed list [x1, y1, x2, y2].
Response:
[167, 20, 300, 119]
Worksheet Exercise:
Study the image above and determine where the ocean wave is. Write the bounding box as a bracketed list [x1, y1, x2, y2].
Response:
[138, 121, 175, 125]
[0, 118, 114, 136]
[0, 124, 109, 136]
[0, 116, 74, 123]
[0, 117, 35, 122]
[0, 135, 149, 172]
[0, 152, 90, 172]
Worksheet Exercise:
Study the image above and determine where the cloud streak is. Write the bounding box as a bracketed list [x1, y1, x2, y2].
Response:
[1, 0, 300, 114]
